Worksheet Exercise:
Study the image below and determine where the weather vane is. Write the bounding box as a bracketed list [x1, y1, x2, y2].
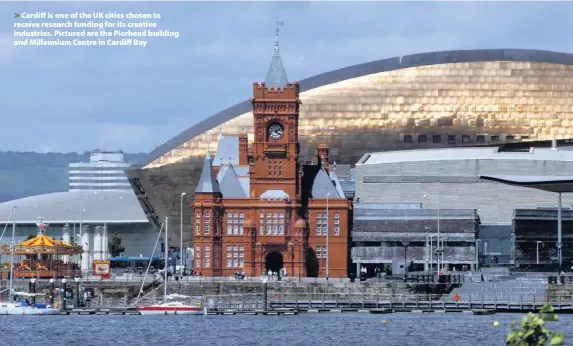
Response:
[275, 18, 284, 53]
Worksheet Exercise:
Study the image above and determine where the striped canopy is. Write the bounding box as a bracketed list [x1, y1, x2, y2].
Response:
[1, 234, 81, 255]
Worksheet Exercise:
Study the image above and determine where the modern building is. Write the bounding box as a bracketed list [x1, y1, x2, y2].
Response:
[192, 42, 350, 278]
[352, 145, 573, 270]
[0, 190, 160, 273]
[125, 46, 573, 254]
[352, 203, 480, 275]
[354, 146, 573, 225]
[70, 150, 132, 191]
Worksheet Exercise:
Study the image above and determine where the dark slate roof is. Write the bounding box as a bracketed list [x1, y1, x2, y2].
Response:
[196, 152, 220, 194]
[329, 171, 345, 198]
[311, 168, 342, 199]
[480, 175, 573, 193]
[265, 48, 288, 89]
[135, 49, 573, 167]
[219, 165, 247, 198]
[213, 135, 239, 167]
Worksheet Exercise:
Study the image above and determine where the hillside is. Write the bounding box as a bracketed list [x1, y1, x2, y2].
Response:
[0, 151, 147, 202]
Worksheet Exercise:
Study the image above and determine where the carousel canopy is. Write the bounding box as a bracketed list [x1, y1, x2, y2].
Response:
[1, 233, 82, 255]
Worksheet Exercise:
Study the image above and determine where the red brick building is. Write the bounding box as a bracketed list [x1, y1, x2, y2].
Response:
[192, 37, 350, 278]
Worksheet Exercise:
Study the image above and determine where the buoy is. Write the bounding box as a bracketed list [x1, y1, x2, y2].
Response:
[382, 319, 388, 324]
[493, 321, 500, 327]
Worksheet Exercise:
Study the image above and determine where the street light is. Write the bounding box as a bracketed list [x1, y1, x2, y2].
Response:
[180, 192, 187, 274]
[326, 192, 330, 280]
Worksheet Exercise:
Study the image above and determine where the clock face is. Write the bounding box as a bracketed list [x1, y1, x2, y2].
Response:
[268, 123, 284, 140]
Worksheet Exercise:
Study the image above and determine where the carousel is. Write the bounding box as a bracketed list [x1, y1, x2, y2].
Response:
[1, 224, 82, 279]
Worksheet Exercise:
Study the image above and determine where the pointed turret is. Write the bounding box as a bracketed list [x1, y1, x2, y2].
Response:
[265, 20, 288, 89]
[219, 164, 247, 198]
[196, 151, 221, 194]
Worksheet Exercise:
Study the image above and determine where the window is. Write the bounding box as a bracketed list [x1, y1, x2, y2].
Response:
[204, 212, 210, 235]
[233, 246, 239, 268]
[195, 246, 201, 268]
[403, 135, 412, 143]
[233, 212, 239, 235]
[214, 212, 219, 235]
[491, 135, 499, 141]
[323, 246, 328, 259]
[279, 162, 282, 177]
[279, 213, 284, 235]
[447, 135, 456, 144]
[521, 136, 529, 140]
[238, 246, 244, 268]
[316, 213, 322, 236]
[334, 213, 340, 236]
[316, 246, 321, 258]
[477, 135, 485, 143]
[432, 135, 441, 144]
[506, 135, 514, 141]
[418, 135, 426, 143]
[204, 246, 210, 268]
[226, 246, 232, 268]
[260, 213, 264, 235]
[196, 212, 201, 235]
[239, 213, 244, 235]
[462, 135, 470, 143]
[266, 213, 272, 235]
[226, 212, 232, 235]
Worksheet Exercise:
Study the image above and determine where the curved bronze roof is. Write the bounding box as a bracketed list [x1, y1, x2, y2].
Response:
[136, 49, 573, 167]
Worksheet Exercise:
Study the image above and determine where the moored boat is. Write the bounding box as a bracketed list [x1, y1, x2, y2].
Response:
[137, 301, 206, 315]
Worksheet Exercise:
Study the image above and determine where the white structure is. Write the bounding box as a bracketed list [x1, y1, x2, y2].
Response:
[355, 146, 573, 225]
[69, 150, 132, 191]
[0, 190, 156, 274]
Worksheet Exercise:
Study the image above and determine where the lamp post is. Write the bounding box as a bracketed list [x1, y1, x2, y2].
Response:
[326, 192, 330, 280]
[180, 192, 187, 275]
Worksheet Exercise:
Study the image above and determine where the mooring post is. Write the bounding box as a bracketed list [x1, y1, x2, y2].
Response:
[30, 278, 36, 305]
[61, 279, 68, 310]
[263, 278, 268, 313]
[74, 277, 80, 308]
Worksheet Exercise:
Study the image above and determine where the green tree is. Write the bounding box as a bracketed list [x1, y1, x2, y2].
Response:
[506, 304, 564, 346]
[108, 232, 125, 258]
[25, 234, 35, 241]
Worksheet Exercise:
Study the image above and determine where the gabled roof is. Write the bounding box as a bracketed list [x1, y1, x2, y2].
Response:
[329, 170, 345, 198]
[219, 165, 247, 198]
[196, 152, 221, 194]
[311, 168, 342, 199]
[213, 135, 239, 167]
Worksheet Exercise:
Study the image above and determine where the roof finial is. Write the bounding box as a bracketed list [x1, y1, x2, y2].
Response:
[229, 156, 232, 164]
[333, 161, 337, 171]
[275, 18, 284, 54]
[219, 127, 224, 140]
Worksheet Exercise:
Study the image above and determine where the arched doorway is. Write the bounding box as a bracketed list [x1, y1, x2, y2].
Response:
[265, 252, 284, 273]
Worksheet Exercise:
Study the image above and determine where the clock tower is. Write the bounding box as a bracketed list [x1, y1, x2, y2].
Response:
[249, 25, 301, 200]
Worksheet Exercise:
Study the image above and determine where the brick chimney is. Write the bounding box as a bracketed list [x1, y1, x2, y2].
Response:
[239, 134, 248, 166]
[316, 144, 330, 170]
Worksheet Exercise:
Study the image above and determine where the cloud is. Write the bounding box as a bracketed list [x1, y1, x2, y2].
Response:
[2, 1, 573, 154]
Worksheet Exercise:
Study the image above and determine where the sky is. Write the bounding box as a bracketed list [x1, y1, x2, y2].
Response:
[1, 1, 572, 154]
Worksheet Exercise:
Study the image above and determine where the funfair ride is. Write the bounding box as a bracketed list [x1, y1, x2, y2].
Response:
[0, 207, 60, 315]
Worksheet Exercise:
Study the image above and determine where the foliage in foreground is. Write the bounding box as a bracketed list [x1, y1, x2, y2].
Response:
[506, 304, 564, 346]
[109, 233, 125, 258]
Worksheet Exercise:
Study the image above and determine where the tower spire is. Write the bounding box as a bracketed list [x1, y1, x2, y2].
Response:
[265, 19, 288, 89]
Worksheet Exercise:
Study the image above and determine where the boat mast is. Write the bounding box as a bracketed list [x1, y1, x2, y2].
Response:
[8, 206, 16, 303]
[164, 216, 168, 303]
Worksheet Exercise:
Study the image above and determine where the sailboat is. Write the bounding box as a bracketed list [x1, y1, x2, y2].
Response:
[136, 217, 206, 316]
[0, 206, 60, 315]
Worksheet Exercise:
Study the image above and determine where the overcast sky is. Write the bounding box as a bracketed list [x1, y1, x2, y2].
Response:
[1, 1, 572, 154]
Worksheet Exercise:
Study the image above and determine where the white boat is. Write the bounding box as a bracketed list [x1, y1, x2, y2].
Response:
[0, 206, 60, 315]
[0, 301, 60, 315]
[137, 301, 206, 315]
[135, 217, 206, 316]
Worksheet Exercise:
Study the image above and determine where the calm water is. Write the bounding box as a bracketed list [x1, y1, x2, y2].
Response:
[2, 313, 573, 345]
